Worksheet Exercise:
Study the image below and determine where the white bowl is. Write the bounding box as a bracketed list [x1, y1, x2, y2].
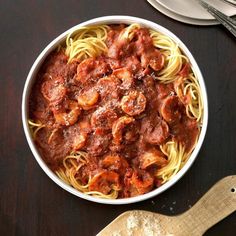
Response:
[22, 16, 208, 204]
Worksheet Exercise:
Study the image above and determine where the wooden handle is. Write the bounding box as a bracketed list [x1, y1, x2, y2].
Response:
[178, 176, 236, 235]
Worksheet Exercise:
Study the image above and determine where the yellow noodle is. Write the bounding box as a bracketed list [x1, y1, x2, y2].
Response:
[158, 141, 188, 183]
[65, 25, 109, 62]
[56, 151, 118, 199]
[28, 120, 45, 139]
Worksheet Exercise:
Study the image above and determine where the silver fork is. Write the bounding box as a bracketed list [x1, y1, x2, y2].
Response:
[198, 0, 236, 38]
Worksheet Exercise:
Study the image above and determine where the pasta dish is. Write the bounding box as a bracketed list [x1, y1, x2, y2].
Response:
[28, 24, 203, 199]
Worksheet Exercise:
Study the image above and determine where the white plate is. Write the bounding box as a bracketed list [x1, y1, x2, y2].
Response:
[156, 0, 236, 20]
[147, 0, 218, 25]
[22, 16, 208, 205]
[225, 0, 236, 5]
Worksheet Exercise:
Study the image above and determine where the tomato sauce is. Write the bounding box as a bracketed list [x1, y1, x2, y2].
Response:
[29, 26, 199, 197]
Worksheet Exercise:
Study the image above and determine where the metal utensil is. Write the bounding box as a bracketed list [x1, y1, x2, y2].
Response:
[198, 0, 236, 37]
[220, 0, 236, 7]
[97, 176, 236, 236]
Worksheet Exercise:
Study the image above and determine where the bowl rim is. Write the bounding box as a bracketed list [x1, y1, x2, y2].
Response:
[22, 15, 208, 205]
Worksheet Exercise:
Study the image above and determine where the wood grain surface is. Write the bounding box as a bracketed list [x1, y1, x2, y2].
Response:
[0, 0, 236, 235]
[98, 177, 236, 236]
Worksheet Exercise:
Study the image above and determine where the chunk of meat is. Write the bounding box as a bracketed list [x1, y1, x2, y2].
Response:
[141, 116, 169, 145]
[129, 170, 154, 196]
[36, 128, 71, 170]
[77, 88, 99, 110]
[134, 28, 154, 55]
[113, 68, 133, 89]
[105, 58, 121, 70]
[73, 132, 87, 150]
[134, 28, 164, 71]
[101, 155, 129, 175]
[75, 57, 110, 84]
[121, 91, 146, 116]
[113, 67, 132, 80]
[123, 168, 134, 197]
[107, 38, 131, 59]
[107, 39, 123, 59]
[45, 52, 68, 75]
[140, 148, 167, 169]
[160, 96, 182, 123]
[96, 75, 121, 100]
[53, 100, 81, 126]
[110, 120, 139, 150]
[91, 107, 118, 130]
[156, 82, 175, 100]
[178, 63, 190, 77]
[41, 75, 66, 103]
[121, 56, 142, 74]
[78, 117, 92, 134]
[106, 25, 126, 46]
[123, 121, 139, 143]
[87, 134, 111, 156]
[112, 116, 135, 145]
[89, 171, 121, 194]
[140, 76, 157, 106]
[140, 49, 165, 71]
[171, 116, 199, 153]
[64, 60, 78, 83]
[143, 76, 156, 92]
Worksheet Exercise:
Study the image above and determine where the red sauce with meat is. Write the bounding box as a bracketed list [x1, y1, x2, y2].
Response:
[29, 25, 199, 198]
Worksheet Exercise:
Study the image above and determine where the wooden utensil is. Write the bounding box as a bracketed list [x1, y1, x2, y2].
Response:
[97, 176, 236, 236]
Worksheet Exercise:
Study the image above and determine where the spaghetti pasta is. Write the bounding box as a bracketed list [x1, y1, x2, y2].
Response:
[56, 151, 119, 199]
[158, 141, 188, 183]
[150, 29, 191, 85]
[65, 25, 109, 62]
[28, 120, 45, 139]
[29, 23, 204, 199]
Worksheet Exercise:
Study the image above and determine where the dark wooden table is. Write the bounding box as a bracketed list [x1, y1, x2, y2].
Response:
[1, 0, 236, 235]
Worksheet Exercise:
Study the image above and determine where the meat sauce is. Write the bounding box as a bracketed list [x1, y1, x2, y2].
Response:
[29, 26, 199, 198]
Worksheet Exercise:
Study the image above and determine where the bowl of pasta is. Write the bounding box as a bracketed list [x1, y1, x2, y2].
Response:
[22, 16, 208, 204]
